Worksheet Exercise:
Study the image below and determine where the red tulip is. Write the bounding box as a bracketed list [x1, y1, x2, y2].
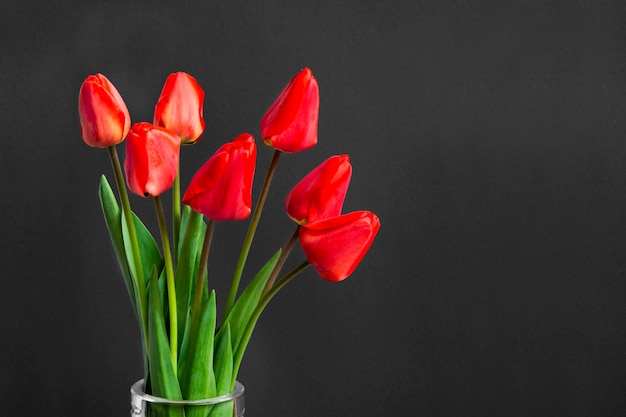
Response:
[182, 133, 257, 221]
[285, 154, 352, 224]
[78, 73, 131, 147]
[124, 122, 180, 197]
[260, 68, 319, 153]
[153, 72, 205, 145]
[299, 211, 380, 282]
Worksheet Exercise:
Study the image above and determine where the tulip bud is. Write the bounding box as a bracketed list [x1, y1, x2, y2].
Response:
[153, 72, 206, 145]
[260, 68, 319, 153]
[182, 133, 257, 221]
[124, 122, 180, 197]
[78, 73, 131, 147]
[285, 154, 352, 224]
[299, 211, 380, 282]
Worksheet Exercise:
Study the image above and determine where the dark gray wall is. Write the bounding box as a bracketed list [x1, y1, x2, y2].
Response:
[3, 1, 626, 416]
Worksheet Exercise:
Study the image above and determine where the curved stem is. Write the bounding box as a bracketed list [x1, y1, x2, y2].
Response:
[261, 225, 300, 297]
[192, 217, 215, 319]
[107, 146, 148, 351]
[225, 149, 282, 317]
[231, 260, 310, 387]
[154, 195, 178, 373]
[172, 172, 181, 266]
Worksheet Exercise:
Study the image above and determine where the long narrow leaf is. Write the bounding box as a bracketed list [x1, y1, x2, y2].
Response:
[218, 250, 281, 353]
[178, 291, 217, 401]
[99, 176, 150, 380]
[121, 209, 163, 287]
[208, 324, 234, 417]
[98, 175, 136, 315]
[177, 205, 193, 258]
[148, 267, 184, 417]
[232, 261, 310, 389]
[175, 208, 206, 352]
[177, 308, 192, 378]
[121, 206, 164, 361]
[214, 323, 233, 395]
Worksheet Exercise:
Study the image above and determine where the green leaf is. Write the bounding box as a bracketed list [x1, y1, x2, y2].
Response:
[175, 208, 206, 351]
[157, 264, 168, 322]
[120, 206, 163, 365]
[98, 176, 137, 316]
[208, 324, 235, 417]
[121, 209, 164, 289]
[207, 397, 235, 417]
[178, 291, 217, 401]
[218, 250, 281, 354]
[177, 204, 193, 258]
[147, 267, 184, 414]
[213, 324, 233, 396]
[177, 308, 192, 377]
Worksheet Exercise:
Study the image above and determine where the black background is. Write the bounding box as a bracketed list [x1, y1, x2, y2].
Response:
[3, 1, 626, 416]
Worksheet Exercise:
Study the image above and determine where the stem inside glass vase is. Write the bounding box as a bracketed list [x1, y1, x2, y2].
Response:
[130, 379, 245, 417]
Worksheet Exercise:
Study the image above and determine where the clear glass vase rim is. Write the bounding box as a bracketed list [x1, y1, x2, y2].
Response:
[130, 379, 245, 405]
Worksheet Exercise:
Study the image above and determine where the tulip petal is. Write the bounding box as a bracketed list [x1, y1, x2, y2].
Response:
[183, 133, 256, 221]
[261, 68, 319, 153]
[124, 122, 181, 197]
[78, 73, 130, 147]
[285, 154, 352, 224]
[261, 70, 308, 138]
[154, 72, 205, 144]
[299, 211, 380, 281]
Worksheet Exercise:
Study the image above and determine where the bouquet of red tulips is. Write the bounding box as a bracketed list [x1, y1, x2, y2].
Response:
[78, 68, 380, 415]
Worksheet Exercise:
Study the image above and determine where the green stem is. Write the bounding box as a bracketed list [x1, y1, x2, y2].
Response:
[107, 146, 148, 351]
[172, 170, 181, 266]
[225, 149, 282, 317]
[192, 218, 215, 318]
[153, 195, 178, 373]
[261, 225, 300, 297]
[231, 260, 310, 387]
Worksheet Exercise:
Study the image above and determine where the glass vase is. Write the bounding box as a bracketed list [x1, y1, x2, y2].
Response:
[130, 379, 245, 417]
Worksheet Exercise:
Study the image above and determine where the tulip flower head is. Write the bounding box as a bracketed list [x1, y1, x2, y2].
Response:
[260, 67, 319, 153]
[299, 211, 380, 282]
[154, 72, 205, 145]
[285, 154, 352, 224]
[182, 133, 257, 221]
[124, 122, 181, 197]
[78, 73, 131, 147]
